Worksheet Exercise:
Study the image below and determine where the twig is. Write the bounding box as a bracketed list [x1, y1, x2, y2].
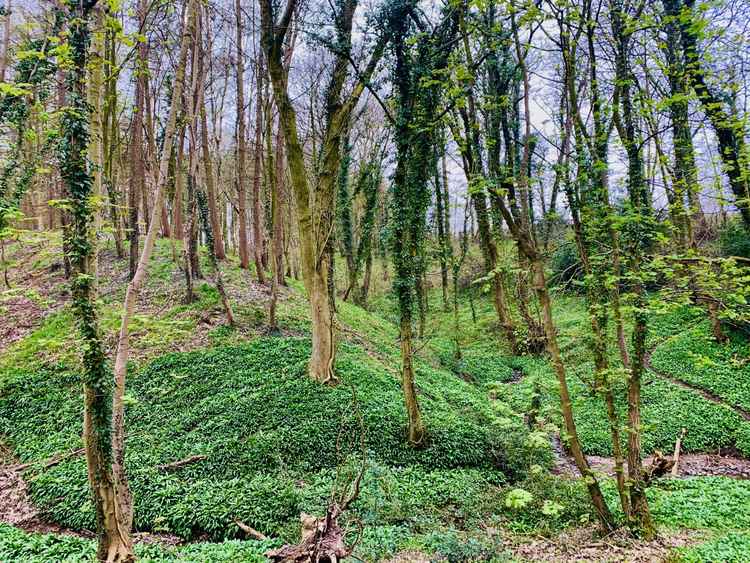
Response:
[14, 447, 85, 472]
[156, 454, 207, 472]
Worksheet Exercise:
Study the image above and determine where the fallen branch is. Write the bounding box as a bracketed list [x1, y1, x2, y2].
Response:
[157, 454, 207, 472]
[15, 447, 85, 472]
[234, 519, 268, 541]
[672, 428, 687, 477]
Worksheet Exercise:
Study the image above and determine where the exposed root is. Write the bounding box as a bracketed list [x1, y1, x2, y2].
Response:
[267, 507, 359, 563]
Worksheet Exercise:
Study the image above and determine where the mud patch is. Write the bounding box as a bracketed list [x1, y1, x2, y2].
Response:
[0, 296, 45, 354]
[0, 443, 81, 536]
[507, 526, 699, 562]
[551, 441, 750, 481]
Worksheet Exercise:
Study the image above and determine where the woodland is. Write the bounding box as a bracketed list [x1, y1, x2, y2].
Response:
[0, 0, 750, 561]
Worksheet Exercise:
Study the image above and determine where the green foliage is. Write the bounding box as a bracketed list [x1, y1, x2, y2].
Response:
[650, 322, 750, 412]
[0, 523, 277, 562]
[0, 338, 535, 541]
[647, 477, 750, 530]
[549, 241, 583, 289]
[498, 471, 592, 534]
[674, 532, 750, 563]
[418, 529, 512, 562]
[718, 217, 750, 259]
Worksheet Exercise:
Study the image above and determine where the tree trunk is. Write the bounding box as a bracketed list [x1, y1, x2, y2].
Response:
[234, 0, 252, 270]
[268, 124, 284, 330]
[0, 0, 10, 84]
[400, 316, 425, 445]
[434, 155, 449, 310]
[110, 2, 194, 559]
[200, 106, 225, 259]
[102, 26, 124, 259]
[531, 258, 616, 533]
[59, 3, 135, 560]
[611, 0, 656, 538]
[251, 58, 267, 283]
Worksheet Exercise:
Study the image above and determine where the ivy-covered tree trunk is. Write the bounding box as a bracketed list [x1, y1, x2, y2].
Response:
[386, 0, 458, 445]
[59, 2, 134, 560]
[663, 0, 703, 246]
[352, 157, 382, 306]
[558, 4, 630, 517]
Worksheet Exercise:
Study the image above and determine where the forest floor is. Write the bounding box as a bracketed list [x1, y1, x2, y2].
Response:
[1, 231, 750, 561]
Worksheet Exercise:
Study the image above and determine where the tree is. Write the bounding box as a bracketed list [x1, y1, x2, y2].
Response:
[386, 0, 459, 445]
[58, 1, 135, 559]
[108, 1, 196, 558]
[234, 0, 255, 274]
[677, 0, 750, 230]
[260, 0, 386, 382]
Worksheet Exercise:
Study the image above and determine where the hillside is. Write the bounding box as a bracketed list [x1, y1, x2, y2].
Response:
[1, 233, 750, 561]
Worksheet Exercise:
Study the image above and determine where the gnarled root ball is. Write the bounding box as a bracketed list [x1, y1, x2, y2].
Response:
[267, 507, 354, 563]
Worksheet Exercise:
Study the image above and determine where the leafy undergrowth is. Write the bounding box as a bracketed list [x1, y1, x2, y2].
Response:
[0, 336, 543, 546]
[450, 296, 750, 458]
[656, 478, 750, 562]
[674, 532, 750, 562]
[650, 321, 750, 412]
[0, 524, 276, 562]
[3, 234, 750, 561]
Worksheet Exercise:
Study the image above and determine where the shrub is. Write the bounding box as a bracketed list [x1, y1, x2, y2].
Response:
[718, 217, 750, 259]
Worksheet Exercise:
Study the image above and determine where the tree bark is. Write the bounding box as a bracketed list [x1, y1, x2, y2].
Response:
[110, 2, 195, 559]
[234, 0, 252, 270]
[60, 2, 135, 560]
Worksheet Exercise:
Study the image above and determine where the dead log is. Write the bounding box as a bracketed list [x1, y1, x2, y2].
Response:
[266, 508, 354, 563]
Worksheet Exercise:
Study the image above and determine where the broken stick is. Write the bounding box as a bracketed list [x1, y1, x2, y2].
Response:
[672, 428, 687, 477]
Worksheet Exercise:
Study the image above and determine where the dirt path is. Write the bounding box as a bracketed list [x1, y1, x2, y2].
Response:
[0, 443, 84, 536]
[645, 350, 750, 422]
